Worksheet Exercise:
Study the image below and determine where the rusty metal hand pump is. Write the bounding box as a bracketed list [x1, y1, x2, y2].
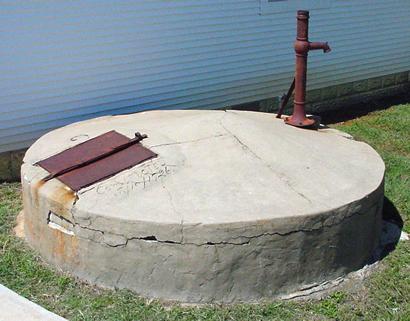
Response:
[277, 10, 331, 128]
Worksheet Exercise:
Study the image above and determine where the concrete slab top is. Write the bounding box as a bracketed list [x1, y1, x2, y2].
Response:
[22, 110, 384, 242]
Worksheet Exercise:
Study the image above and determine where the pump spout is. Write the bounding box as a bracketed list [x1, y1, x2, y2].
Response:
[309, 41, 331, 53]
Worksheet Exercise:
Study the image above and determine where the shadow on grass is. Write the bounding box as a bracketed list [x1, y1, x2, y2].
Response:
[229, 91, 410, 125]
[370, 197, 404, 263]
[317, 92, 410, 125]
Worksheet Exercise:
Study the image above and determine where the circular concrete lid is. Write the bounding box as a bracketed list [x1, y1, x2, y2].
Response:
[23, 110, 385, 243]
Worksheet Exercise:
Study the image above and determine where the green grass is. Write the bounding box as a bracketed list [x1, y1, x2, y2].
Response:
[0, 104, 409, 321]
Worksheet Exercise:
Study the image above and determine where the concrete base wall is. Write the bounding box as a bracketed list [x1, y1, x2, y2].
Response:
[23, 192, 383, 303]
[21, 110, 386, 303]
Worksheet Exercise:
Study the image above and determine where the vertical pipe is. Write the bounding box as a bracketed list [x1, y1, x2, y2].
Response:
[286, 10, 315, 127]
[294, 10, 309, 124]
[284, 11, 331, 128]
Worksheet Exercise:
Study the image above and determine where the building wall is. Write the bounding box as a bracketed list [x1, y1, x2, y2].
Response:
[1, 0, 410, 153]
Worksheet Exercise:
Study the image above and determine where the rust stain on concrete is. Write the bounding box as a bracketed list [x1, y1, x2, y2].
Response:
[52, 228, 79, 266]
[14, 211, 25, 239]
[52, 185, 77, 206]
[32, 178, 77, 221]
[49, 184, 77, 222]
[32, 179, 45, 209]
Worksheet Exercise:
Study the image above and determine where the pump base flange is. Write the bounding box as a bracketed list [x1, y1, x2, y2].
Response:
[285, 115, 321, 129]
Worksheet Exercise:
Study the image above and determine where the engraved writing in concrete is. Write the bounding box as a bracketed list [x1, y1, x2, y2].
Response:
[96, 159, 174, 197]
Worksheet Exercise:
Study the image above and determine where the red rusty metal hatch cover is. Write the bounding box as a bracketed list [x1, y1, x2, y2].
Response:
[36, 130, 157, 192]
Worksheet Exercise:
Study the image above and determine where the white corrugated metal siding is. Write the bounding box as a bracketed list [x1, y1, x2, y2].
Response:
[1, 0, 409, 152]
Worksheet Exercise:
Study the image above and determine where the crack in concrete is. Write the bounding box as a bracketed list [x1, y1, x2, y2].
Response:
[70, 202, 375, 248]
[162, 183, 185, 243]
[275, 173, 313, 205]
[72, 194, 79, 206]
[219, 113, 314, 205]
[149, 134, 228, 148]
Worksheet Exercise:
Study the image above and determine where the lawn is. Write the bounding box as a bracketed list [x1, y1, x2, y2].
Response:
[0, 104, 409, 321]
